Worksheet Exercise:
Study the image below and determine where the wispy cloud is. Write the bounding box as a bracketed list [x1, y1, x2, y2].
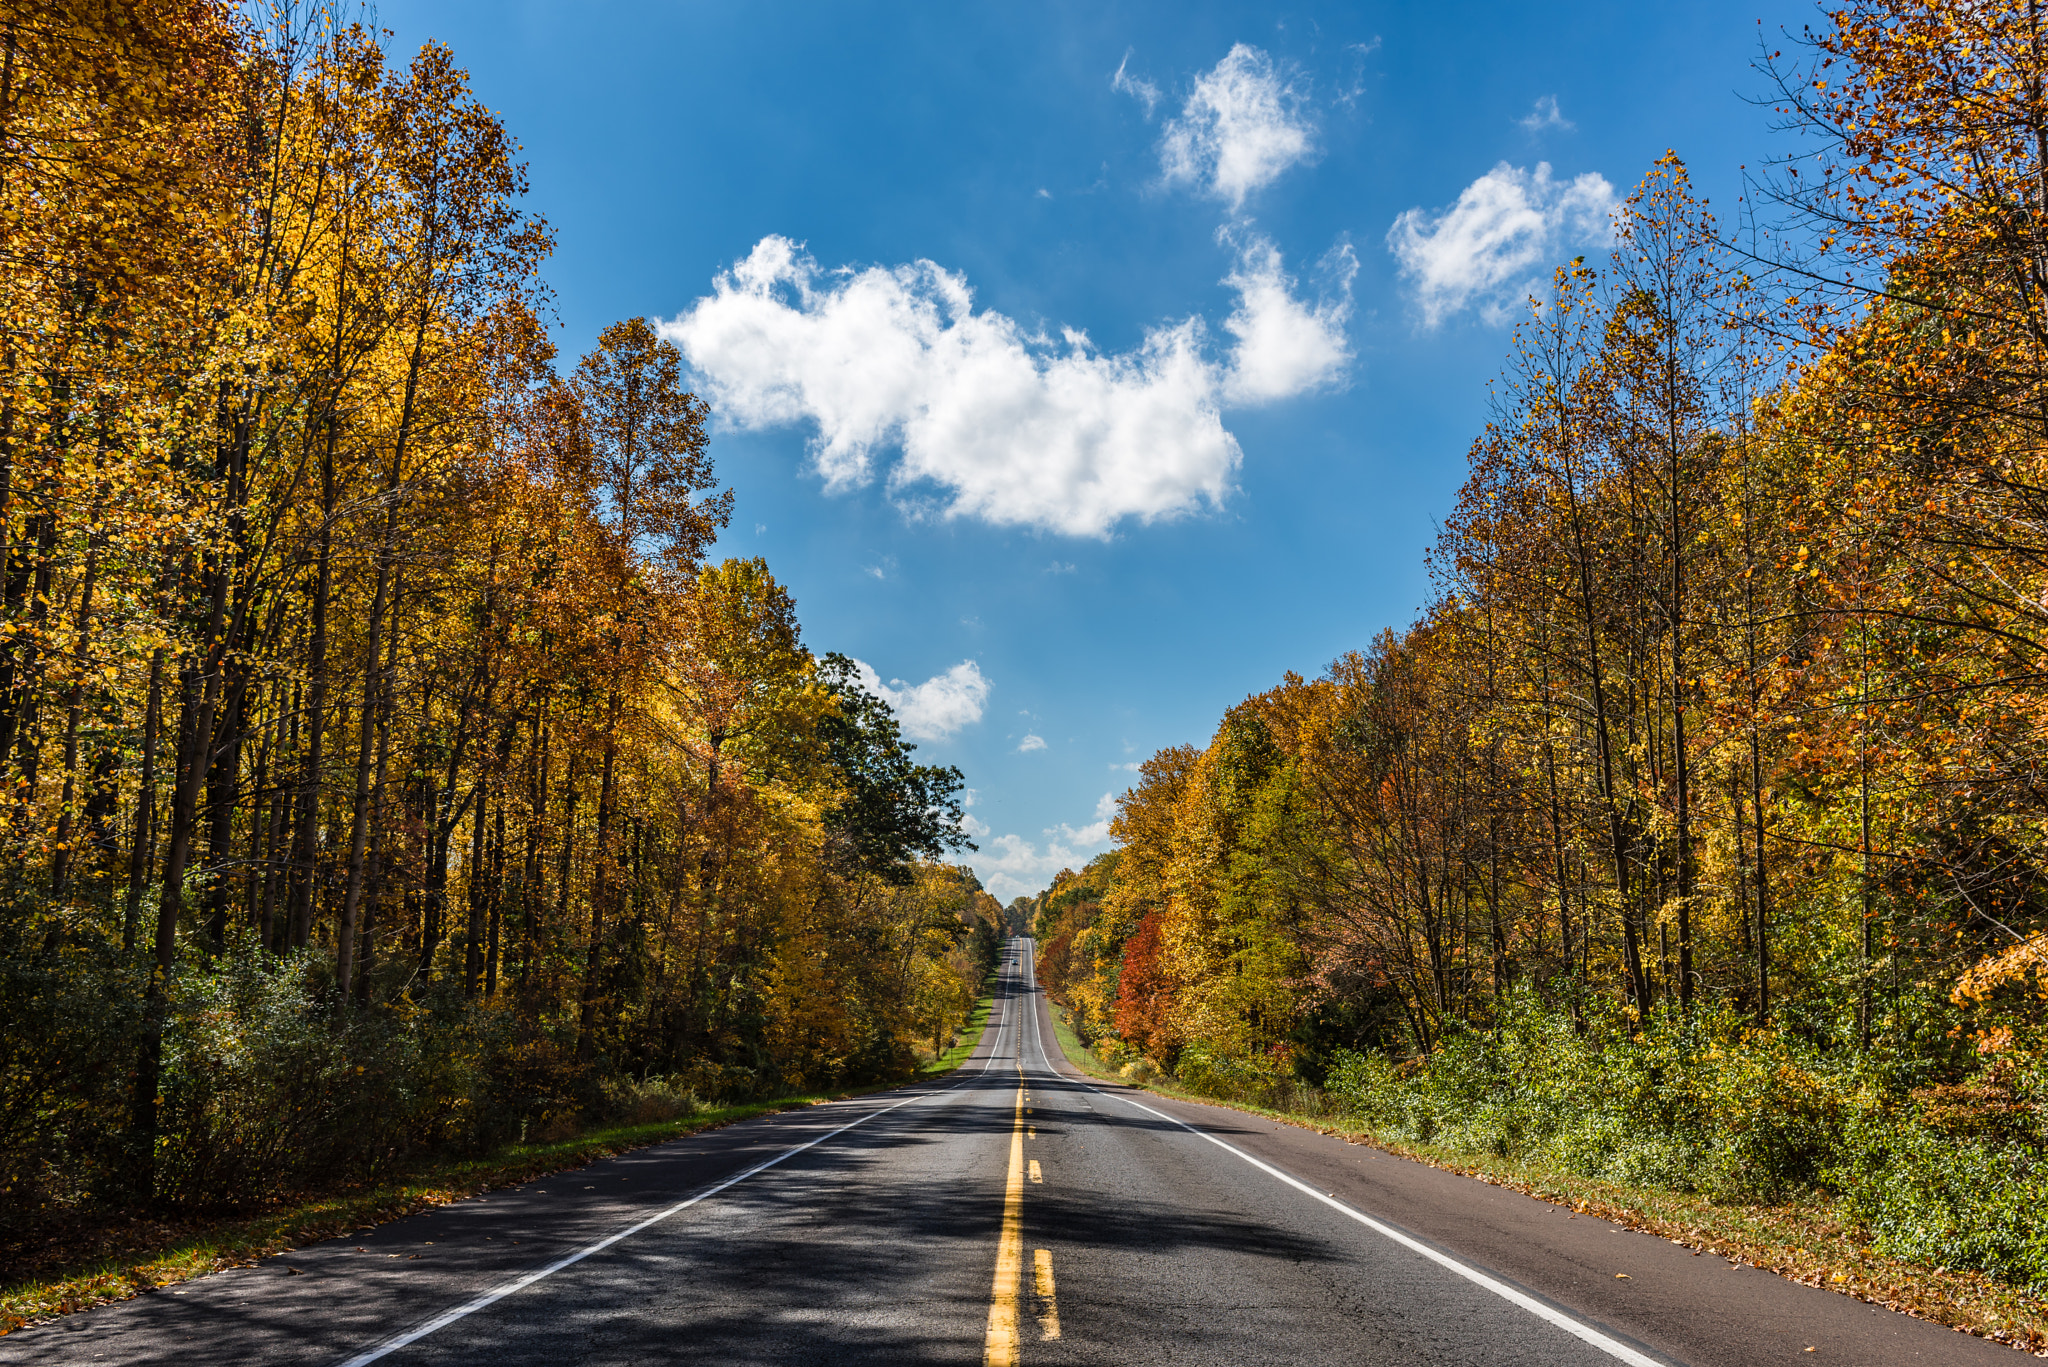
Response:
[1112, 51, 1160, 117]
[1335, 38, 1382, 109]
[1017, 733, 1048, 753]
[1387, 162, 1616, 327]
[1161, 44, 1316, 210]
[850, 658, 991, 741]
[665, 233, 1348, 537]
[1518, 95, 1573, 133]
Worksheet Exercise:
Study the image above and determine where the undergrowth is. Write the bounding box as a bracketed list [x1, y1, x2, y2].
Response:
[1051, 989, 2048, 1353]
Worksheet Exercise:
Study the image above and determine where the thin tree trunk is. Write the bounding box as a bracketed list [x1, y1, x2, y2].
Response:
[49, 521, 103, 894]
[124, 647, 167, 951]
[335, 537, 396, 998]
[287, 445, 337, 949]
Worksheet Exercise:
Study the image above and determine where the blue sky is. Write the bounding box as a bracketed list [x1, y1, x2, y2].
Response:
[378, 0, 1807, 900]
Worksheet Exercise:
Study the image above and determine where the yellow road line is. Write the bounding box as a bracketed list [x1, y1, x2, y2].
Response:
[1028, 1159, 1043, 1184]
[1033, 1248, 1061, 1341]
[983, 1082, 1025, 1366]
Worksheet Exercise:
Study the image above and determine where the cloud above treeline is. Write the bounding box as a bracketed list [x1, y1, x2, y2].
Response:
[663, 231, 1350, 538]
[1387, 160, 1617, 326]
[663, 42, 1354, 540]
[976, 792, 1118, 900]
[849, 658, 990, 742]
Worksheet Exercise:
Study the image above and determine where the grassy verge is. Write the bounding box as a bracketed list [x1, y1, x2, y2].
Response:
[923, 988, 995, 1074]
[0, 1075, 936, 1338]
[1038, 1005, 2048, 1354]
[1046, 1002, 1121, 1083]
[7, 992, 1011, 1338]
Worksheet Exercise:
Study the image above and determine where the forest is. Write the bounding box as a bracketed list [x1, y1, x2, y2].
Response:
[1035, 0, 2048, 1293]
[0, 0, 1005, 1258]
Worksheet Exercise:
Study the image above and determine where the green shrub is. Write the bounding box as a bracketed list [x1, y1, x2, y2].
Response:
[152, 940, 512, 1208]
[1311, 989, 2048, 1291]
[600, 1074, 704, 1126]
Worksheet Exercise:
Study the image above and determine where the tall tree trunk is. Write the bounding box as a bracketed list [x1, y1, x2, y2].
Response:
[49, 521, 102, 894]
[123, 647, 166, 951]
[203, 652, 252, 949]
[578, 703, 620, 1058]
[355, 586, 401, 1002]
[466, 779, 487, 996]
[287, 445, 336, 950]
[134, 443, 241, 1193]
[335, 540, 396, 998]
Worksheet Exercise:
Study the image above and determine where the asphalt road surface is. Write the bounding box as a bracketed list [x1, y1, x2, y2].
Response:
[7, 939, 2016, 1365]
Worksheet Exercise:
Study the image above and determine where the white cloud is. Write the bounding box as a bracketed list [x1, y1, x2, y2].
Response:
[1112, 51, 1160, 117]
[666, 234, 1347, 538]
[1110, 760, 1141, 772]
[1054, 791, 1119, 845]
[1036, 187, 1052, 200]
[1387, 161, 1617, 327]
[1219, 231, 1354, 404]
[1045, 560, 1076, 574]
[850, 658, 990, 742]
[1518, 95, 1572, 132]
[1017, 733, 1048, 753]
[974, 793, 1120, 899]
[978, 834, 1077, 901]
[1161, 44, 1315, 210]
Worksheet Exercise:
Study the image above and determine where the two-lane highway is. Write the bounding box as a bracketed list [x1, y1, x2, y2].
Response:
[6, 939, 2014, 1365]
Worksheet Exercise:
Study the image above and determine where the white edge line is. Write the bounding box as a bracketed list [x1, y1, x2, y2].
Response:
[337, 952, 1027, 1367]
[1014, 939, 1666, 1367]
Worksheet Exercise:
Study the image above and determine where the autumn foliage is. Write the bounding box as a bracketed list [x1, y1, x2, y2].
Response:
[0, 1, 996, 1242]
[1034, 0, 2048, 1292]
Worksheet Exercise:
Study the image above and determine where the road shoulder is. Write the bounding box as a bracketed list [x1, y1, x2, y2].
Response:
[1026, 981, 2017, 1366]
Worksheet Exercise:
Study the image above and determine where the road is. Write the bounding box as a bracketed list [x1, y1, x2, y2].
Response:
[7, 938, 2013, 1365]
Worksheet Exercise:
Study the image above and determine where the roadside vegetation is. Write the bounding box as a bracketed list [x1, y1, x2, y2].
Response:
[1042, 1004, 2048, 1354]
[923, 990, 997, 1074]
[1033, 0, 2048, 1340]
[4, 968, 1001, 1337]
[0, 0, 1014, 1311]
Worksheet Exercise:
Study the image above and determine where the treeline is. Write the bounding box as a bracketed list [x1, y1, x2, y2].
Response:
[1037, 1, 2048, 1286]
[0, 0, 996, 1237]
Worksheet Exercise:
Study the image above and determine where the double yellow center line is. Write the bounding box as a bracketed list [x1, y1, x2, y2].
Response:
[984, 1072, 1059, 1363]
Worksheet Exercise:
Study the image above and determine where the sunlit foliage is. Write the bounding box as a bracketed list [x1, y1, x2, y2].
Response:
[0, 1, 988, 1234]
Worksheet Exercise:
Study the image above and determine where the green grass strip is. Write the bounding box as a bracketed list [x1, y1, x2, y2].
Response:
[1042, 1023, 2048, 1354]
[9, 984, 1006, 1337]
[7, 996, 1013, 1340]
[0, 1079, 924, 1336]
[923, 986, 996, 1074]
[1045, 1001, 1122, 1083]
